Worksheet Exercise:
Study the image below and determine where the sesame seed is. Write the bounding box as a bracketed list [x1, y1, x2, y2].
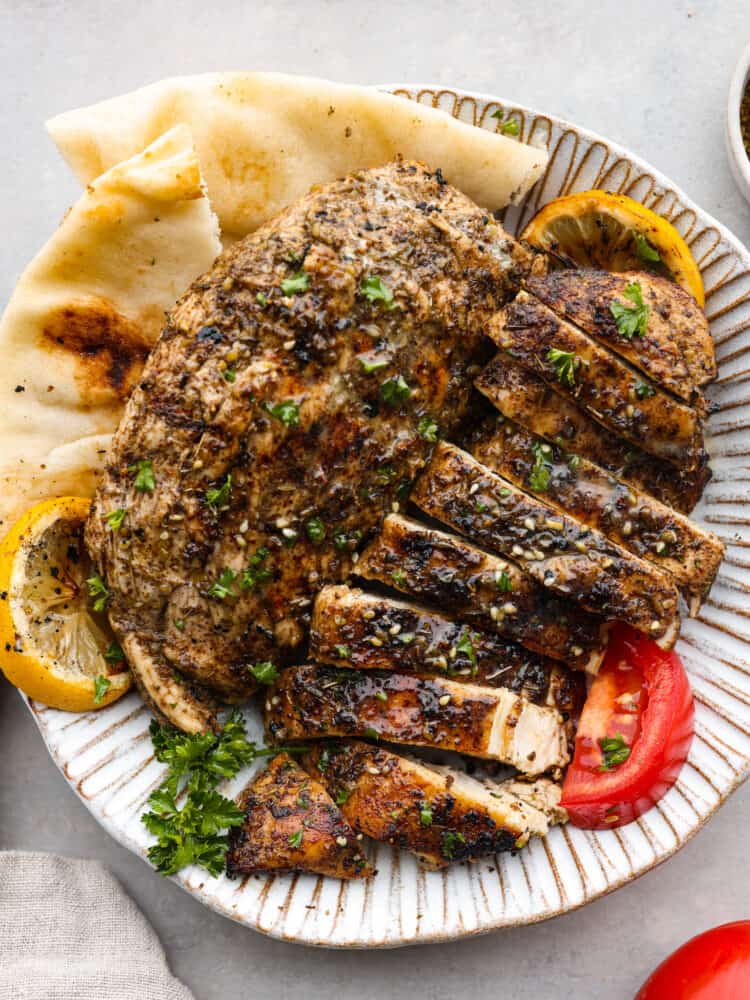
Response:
[496, 560, 508, 571]
[625, 404, 635, 418]
[391, 501, 400, 513]
[235, 535, 246, 547]
[650, 620, 661, 631]
[545, 518, 564, 531]
[239, 520, 249, 533]
[336, 836, 348, 847]
[275, 516, 290, 529]
[575, 541, 587, 553]
[222, 277, 234, 292]
[502, 602, 518, 615]
[369, 636, 383, 647]
[469, 482, 479, 495]
[523, 517, 536, 531]
[363, 609, 376, 620]
[389, 623, 402, 636]
[281, 527, 296, 539]
[283, 339, 296, 350]
[159, 531, 169, 541]
[351, 552, 359, 564]
[490, 606, 500, 621]
[448, 646, 457, 660]
[438, 694, 451, 706]
[662, 529, 677, 544]
[571, 645, 583, 657]
[367, 766, 381, 776]
[600, 557, 613, 569]
[655, 541, 666, 554]
[271, 696, 280, 706]
[622, 520, 633, 537]
[512, 545, 524, 557]
[435, 655, 448, 669]
[193, 459, 203, 470]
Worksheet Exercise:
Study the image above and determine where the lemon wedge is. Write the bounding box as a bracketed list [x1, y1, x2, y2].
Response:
[0, 497, 132, 711]
[521, 190, 705, 307]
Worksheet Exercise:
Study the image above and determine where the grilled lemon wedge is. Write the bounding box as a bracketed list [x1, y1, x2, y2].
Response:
[0, 497, 131, 711]
[521, 190, 705, 306]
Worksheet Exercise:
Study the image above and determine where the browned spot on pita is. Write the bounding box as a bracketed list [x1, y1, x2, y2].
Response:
[41, 300, 152, 403]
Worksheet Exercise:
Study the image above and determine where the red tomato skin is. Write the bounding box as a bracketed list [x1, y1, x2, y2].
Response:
[636, 921, 750, 999]
[561, 626, 694, 830]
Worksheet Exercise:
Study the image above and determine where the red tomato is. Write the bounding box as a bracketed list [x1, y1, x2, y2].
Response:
[561, 624, 694, 829]
[636, 921, 750, 999]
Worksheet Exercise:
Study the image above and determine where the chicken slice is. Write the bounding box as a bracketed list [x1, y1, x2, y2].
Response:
[310, 585, 585, 726]
[225, 752, 373, 879]
[468, 415, 724, 614]
[491, 291, 705, 471]
[525, 269, 716, 403]
[355, 513, 607, 671]
[265, 664, 569, 775]
[303, 740, 564, 868]
[412, 442, 681, 647]
[475, 354, 710, 513]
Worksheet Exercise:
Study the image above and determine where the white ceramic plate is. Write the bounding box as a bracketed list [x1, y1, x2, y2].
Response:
[23, 84, 750, 947]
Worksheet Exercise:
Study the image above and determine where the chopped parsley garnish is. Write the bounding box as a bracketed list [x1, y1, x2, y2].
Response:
[495, 571, 513, 593]
[223, 367, 237, 383]
[306, 517, 326, 544]
[375, 690, 388, 703]
[398, 633, 415, 645]
[105, 508, 126, 531]
[634, 378, 656, 399]
[633, 231, 661, 264]
[456, 630, 477, 665]
[359, 355, 389, 374]
[280, 271, 310, 296]
[441, 830, 466, 860]
[256, 291, 269, 307]
[547, 347, 576, 388]
[248, 661, 279, 685]
[104, 642, 125, 663]
[205, 474, 232, 511]
[491, 110, 520, 136]
[363, 727, 379, 740]
[391, 569, 407, 587]
[335, 789, 349, 806]
[528, 441, 551, 492]
[240, 547, 272, 590]
[93, 675, 111, 704]
[129, 459, 155, 492]
[208, 568, 236, 600]
[265, 400, 300, 427]
[142, 712, 306, 877]
[610, 281, 650, 339]
[380, 375, 410, 406]
[419, 804, 433, 826]
[568, 454, 581, 471]
[360, 275, 396, 310]
[598, 732, 631, 772]
[418, 416, 439, 442]
[87, 575, 110, 613]
[174, 619, 185, 631]
[317, 748, 330, 772]
[475, 500, 489, 513]
[334, 644, 350, 659]
[333, 531, 349, 551]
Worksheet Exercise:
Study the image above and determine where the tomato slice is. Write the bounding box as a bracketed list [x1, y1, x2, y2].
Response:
[636, 921, 750, 999]
[561, 625, 694, 829]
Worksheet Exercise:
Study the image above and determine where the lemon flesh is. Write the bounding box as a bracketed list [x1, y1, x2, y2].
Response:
[0, 497, 132, 711]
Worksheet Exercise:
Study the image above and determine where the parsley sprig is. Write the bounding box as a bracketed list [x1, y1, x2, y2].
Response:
[528, 441, 551, 492]
[142, 712, 304, 877]
[598, 732, 631, 772]
[547, 347, 576, 387]
[610, 281, 650, 339]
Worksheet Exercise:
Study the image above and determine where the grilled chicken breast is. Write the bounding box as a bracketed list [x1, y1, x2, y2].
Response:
[265, 664, 569, 774]
[310, 585, 585, 726]
[491, 291, 705, 471]
[525, 269, 716, 403]
[355, 514, 607, 670]
[226, 752, 372, 879]
[303, 741, 565, 868]
[475, 355, 709, 513]
[468, 415, 724, 613]
[413, 442, 681, 646]
[85, 161, 538, 731]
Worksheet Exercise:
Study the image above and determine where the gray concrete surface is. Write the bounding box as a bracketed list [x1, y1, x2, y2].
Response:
[2, 1, 750, 997]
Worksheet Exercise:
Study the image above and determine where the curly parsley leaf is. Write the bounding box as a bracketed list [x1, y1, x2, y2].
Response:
[208, 568, 236, 600]
[248, 661, 279, 685]
[418, 416, 439, 443]
[87, 574, 110, 613]
[128, 459, 156, 493]
[205, 474, 232, 511]
[490, 110, 520, 136]
[598, 732, 631, 772]
[633, 231, 661, 264]
[610, 281, 650, 339]
[360, 275, 397, 310]
[547, 347, 576, 387]
[265, 400, 300, 427]
[634, 378, 656, 400]
[280, 270, 310, 296]
[528, 441, 551, 492]
[105, 508, 126, 530]
[93, 675, 111, 704]
[380, 375, 410, 406]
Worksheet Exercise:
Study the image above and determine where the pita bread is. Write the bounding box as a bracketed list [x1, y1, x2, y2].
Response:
[47, 72, 548, 239]
[0, 124, 221, 537]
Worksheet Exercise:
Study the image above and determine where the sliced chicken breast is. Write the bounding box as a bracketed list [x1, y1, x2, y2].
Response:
[355, 514, 607, 671]
[310, 585, 586, 724]
[468, 415, 724, 613]
[525, 269, 716, 403]
[412, 442, 681, 647]
[490, 291, 706, 470]
[303, 740, 564, 868]
[226, 752, 373, 879]
[265, 663, 569, 774]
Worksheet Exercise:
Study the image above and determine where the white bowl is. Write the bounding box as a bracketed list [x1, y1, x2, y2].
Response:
[727, 40, 750, 203]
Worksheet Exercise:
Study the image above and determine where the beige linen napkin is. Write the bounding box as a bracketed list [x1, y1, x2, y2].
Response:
[0, 852, 195, 1000]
